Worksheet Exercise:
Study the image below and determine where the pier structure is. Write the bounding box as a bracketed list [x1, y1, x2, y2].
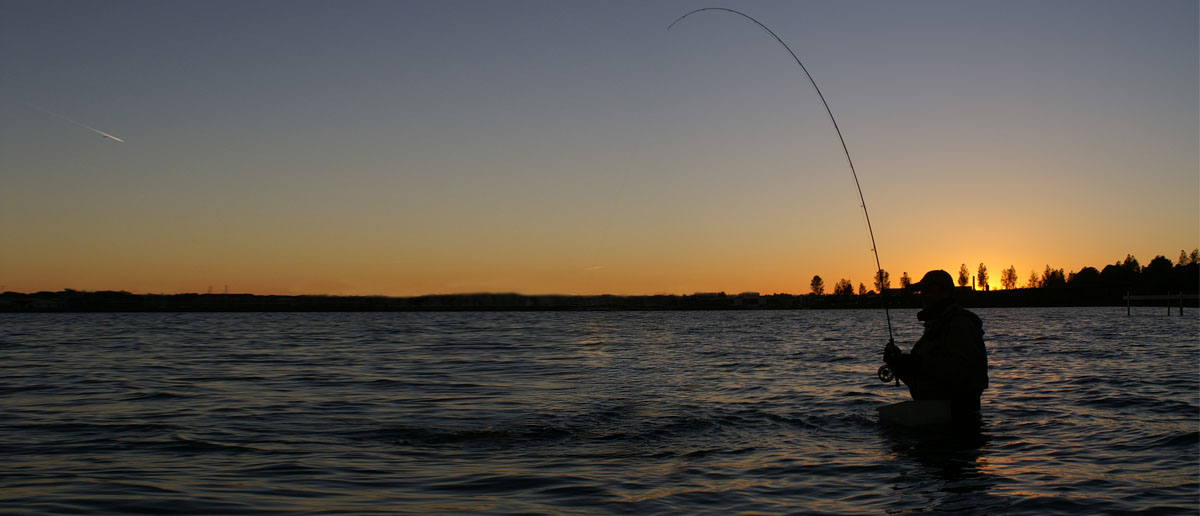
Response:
[1123, 292, 1199, 316]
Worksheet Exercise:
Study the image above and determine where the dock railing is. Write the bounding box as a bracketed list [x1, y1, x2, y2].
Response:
[1123, 292, 1199, 316]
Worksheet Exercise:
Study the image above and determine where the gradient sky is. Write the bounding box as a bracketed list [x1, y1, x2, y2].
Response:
[2, 0, 1197, 296]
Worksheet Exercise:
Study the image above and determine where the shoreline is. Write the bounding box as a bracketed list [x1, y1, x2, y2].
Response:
[3, 288, 1196, 313]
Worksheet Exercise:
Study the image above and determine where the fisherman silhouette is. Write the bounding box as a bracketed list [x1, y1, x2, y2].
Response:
[883, 270, 989, 421]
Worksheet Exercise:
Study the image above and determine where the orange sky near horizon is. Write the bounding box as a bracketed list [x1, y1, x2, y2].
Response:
[2, 2, 1196, 298]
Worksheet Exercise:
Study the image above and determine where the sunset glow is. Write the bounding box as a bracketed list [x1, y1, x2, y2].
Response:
[1, 1, 1196, 296]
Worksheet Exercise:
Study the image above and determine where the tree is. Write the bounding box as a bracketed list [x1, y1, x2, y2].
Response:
[958, 264, 970, 287]
[900, 272, 912, 289]
[1100, 264, 1131, 288]
[833, 278, 854, 296]
[1175, 250, 1200, 294]
[1027, 270, 1041, 288]
[977, 263, 990, 291]
[873, 269, 891, 293]
[1067, 266, 1102, 288]
[1041, 265, 1066, 288]
[1000, 266, 1018, 290]
[810, 275, 825, 296]
[1142, 255, 1174, 292]
[1170, 249, 1198, 266]
[1121, 254, 1141, 274]
[858, 282, 868, 296]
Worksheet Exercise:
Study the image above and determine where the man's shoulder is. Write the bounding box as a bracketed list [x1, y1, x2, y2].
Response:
[947, 306, 984, 334]
[952, 305, 980, 318]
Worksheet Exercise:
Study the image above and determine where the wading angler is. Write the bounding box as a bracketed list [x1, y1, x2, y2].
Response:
[882, 270, 989, 422]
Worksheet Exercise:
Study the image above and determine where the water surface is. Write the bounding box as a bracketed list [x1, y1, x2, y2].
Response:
[2, 308, 1196, 514]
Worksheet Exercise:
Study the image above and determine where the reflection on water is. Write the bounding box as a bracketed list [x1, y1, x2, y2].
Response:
[1, 308, 1196, 515]
[882, 418, 994, 514]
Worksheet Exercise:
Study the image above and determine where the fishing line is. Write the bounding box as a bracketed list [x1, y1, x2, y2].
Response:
[668, 7, 894, 346]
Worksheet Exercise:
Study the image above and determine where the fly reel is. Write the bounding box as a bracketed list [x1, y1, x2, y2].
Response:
[877, 364, 894, 383]
[877, 364, 900, 386]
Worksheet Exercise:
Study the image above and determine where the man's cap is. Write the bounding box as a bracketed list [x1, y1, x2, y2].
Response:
[910, 269, 955, 292]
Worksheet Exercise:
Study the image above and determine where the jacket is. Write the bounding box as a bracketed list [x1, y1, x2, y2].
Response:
[890, 300, 989, 413]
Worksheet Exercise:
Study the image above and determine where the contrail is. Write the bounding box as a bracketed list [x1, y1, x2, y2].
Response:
[25, 102, 124, 143]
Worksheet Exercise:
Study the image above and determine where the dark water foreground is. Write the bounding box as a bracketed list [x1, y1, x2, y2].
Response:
[2, 308, 1196, 515]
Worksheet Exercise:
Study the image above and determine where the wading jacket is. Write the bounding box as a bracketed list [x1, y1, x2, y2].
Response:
[889, 300, 989, 413]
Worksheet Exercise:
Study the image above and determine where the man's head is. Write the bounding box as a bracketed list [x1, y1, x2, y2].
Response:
[910, 269, 955, 308]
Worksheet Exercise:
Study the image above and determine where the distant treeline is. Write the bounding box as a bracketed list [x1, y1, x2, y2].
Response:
[1, 288, 1195, 312]
[812, 250, 1200, 297]
[2, 251, 1195, 312]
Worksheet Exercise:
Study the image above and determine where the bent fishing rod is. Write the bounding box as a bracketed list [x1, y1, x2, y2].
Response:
[669, 8, 897, 379]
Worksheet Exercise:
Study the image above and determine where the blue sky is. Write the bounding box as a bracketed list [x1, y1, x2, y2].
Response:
[2, 0, 1196, 295]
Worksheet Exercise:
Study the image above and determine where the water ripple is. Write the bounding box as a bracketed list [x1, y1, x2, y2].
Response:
[1, 309, 1196, 515]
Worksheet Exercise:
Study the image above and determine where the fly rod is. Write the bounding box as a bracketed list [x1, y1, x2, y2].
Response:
[669, 8, 895, 349]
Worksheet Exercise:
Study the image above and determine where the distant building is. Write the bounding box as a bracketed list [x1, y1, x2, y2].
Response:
[734, 292, 765, 307]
